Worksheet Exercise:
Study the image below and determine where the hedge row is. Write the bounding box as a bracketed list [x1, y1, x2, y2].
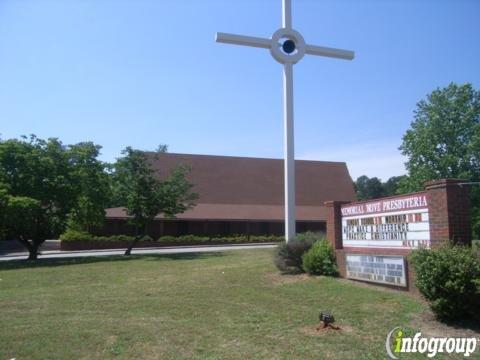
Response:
[59, 230, 284, 243]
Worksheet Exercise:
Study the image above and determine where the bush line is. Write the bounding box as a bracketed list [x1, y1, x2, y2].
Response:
[60, 230, 284, 244]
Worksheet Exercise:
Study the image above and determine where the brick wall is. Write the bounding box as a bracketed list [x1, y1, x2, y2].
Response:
[324, 200, 350, 250]
[425, 179, 471, 246]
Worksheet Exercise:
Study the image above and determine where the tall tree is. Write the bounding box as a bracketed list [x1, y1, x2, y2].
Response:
[67, 142, 111, 232]
[354, 175, 385, 200]
[399, 83, 480, 237]
[0, 136, 75, 259]
[0, 136, 111, 259]
[112, 147, 197, 255]
[383, 175, 407, 196]
[400, 83, 480, 190]
[353, 175, 407, 201]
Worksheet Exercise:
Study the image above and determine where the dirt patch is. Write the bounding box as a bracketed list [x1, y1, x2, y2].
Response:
[409, 309, 480, 338]
[299, 324, 354, 337]
[264, 272, 311, 285]
[335, 277, 415, 295]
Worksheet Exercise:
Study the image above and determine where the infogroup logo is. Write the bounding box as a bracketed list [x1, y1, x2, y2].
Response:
[385, 327, 478, 358]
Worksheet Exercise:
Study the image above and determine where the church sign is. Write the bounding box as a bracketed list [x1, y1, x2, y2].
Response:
[326, 179, 472, 291]
[341, 193, 430, 249]
[345, 254, 407, 287]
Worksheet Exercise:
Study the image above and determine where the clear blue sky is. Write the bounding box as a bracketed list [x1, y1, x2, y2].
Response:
[1, 0, 479, 180]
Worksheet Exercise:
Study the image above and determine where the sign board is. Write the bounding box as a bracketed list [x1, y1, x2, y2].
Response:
[346, 254, 407, 287]
[341, 193, 430, 249]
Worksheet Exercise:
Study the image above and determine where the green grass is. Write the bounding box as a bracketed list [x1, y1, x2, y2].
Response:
[0, 249, 473, 359]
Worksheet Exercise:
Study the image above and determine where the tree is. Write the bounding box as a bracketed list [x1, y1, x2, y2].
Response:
[399, 83, 480, 238]
[400, 83, 480, 190]
[383, 175, 407, 196]
[67, 142, 111, 232]
[354, 175, 385, 200]
[353, 175, 408, 201]
[0, 136, 110, 259]
[1, 195, 42, 260]
[0, 136, 75, 259]
[112, 147, 197, 255]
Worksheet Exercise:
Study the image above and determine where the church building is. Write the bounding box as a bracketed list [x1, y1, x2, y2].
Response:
[101, 153, 356, 238]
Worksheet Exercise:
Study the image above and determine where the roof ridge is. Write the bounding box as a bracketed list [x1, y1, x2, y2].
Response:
[144, 151, 347, 165]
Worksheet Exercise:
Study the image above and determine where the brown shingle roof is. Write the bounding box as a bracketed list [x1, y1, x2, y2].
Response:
[106, 204, 328, 221]
[107, 153, 356, 221]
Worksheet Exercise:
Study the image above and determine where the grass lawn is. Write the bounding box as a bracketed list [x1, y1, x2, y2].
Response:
[0, 249, 478, 359]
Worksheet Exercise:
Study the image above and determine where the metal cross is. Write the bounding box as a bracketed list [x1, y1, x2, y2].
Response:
[216, 0, 354, 243]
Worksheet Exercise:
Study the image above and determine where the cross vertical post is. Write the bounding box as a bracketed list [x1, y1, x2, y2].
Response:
[216, 0, 354, 243]
[283, 60, 296, 241]
[282, 0, 296, 241]
[282, 0, 292, 29]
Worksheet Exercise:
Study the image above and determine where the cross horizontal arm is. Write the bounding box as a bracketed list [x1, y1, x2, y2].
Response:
[215, 32, 272, 49]
[305, 44, 354, 60]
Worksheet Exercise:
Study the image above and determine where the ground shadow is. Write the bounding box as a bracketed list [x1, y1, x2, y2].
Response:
[0, 251, 226, 271]
[436, 316, 480, 333]
[409, 308, 480, 337]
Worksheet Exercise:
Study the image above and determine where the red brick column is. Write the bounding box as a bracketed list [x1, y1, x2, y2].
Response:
[324, 200, 350, 250]
[425, 179, 471, 247]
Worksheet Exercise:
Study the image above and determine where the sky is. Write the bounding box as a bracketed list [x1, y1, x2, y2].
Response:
[0, 0, 479, 181]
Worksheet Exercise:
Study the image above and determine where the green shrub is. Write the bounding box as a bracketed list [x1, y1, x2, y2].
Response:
[473, 240, 480, 252]
[410, 245, 480, 321]
[274, 232, 319, 274]
[210, 235, 246, 243]
[233, 235, 247, 242]
[210, 236, 225, 243]
[227, 234, 247, 243]
[178, 234, 210, 243]
[116, 235, 135, 242]
[250, 235, 284, 243]
[472, 206, 480, 241]
[59, 229, 92, 242]
[178, 234, 196, 242]
[92, 236, 110, 242]
[139, 235, 153, 242]
[158, 236, 177, 243]
[302, 239, 337, 276]
[295, 232, 323, 243]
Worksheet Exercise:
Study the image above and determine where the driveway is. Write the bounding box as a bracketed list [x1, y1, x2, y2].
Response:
[0, 243, 278, 262]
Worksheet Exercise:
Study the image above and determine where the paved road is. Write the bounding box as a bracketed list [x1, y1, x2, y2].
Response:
[0, 243, 278, 262]
[0, 239, 60, 254]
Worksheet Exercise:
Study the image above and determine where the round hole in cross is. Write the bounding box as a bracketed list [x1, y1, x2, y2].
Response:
[270, 28, 306, 64]
[282, 39, 296, 54]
